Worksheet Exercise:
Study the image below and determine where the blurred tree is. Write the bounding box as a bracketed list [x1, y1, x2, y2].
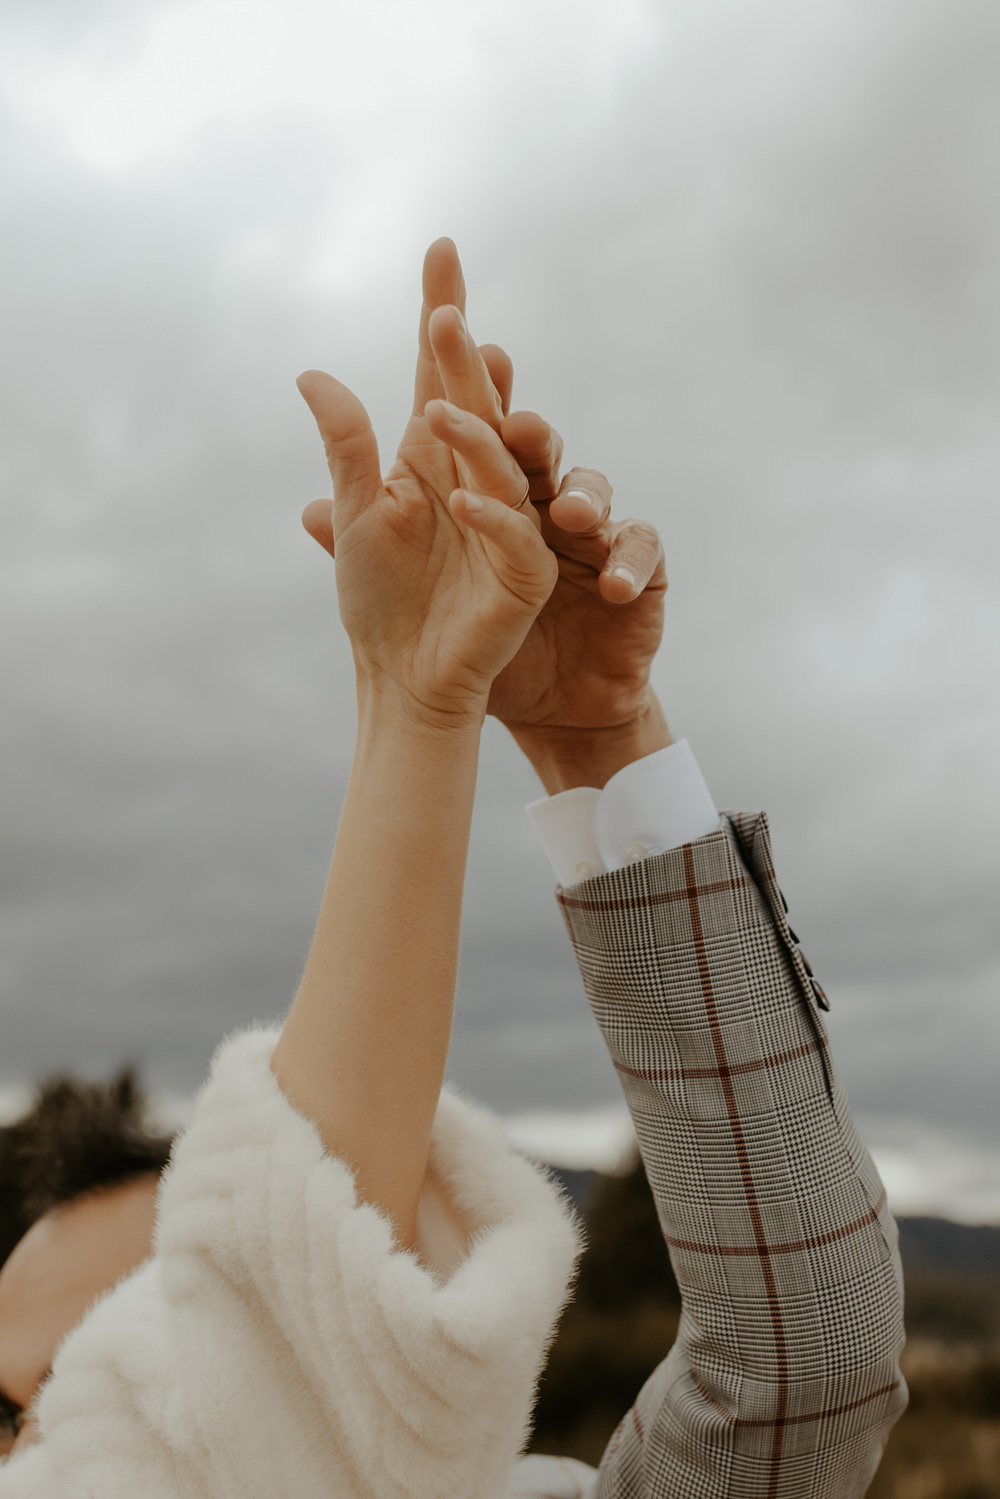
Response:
[531, 1153, 679, 1464]
[570, 1153, 680, 1313]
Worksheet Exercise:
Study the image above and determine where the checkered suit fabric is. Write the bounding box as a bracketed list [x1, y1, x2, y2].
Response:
[556, 812, 907, 1499]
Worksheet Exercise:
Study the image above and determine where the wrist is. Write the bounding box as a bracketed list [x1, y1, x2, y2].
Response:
[355, 672, 488, 740]
[505, 693, 672, 793]
[351, 678, 483, 825]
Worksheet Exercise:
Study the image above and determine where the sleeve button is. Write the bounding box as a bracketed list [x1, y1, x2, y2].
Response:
[623, 842, 648, 863]
[574, 860, 596, 882]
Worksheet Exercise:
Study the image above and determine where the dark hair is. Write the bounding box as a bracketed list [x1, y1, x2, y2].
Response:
[0, 1068, 174, 1270]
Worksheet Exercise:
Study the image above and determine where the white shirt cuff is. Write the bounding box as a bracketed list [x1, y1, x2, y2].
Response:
[526, 739, 720, 887]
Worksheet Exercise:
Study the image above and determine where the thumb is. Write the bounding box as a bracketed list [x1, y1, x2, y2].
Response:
[297, 369, 382, 527]
[302, 498, 335, 559]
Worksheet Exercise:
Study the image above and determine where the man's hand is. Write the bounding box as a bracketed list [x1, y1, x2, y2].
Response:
[425, 398, 667, 737]
[446, 410, 672, 792]
[417, 246, 670, 790]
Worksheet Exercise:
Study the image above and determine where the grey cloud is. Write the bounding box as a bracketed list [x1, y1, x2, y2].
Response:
[1, 0, 997, 1203]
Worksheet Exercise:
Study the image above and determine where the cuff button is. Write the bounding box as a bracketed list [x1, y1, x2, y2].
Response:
[623, 842, 648, 864]
[811, 978, 830, 1011]
[574, 860, 596, 882]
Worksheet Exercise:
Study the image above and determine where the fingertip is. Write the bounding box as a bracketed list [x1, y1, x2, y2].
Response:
[301, 495, 331, 522]
[428, 304, 466, 346]
[600, 565, 638, 603]
[296, 368, 340, 416]
[500, 408, 548, 446]
[550, 489, 603, 534]
[449, 487, 484, 515]
[422, 237, 458, 289]
[422, 239, 466, 317]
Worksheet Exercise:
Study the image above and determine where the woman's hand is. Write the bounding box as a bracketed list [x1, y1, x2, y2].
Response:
[297, 242, 557, 727]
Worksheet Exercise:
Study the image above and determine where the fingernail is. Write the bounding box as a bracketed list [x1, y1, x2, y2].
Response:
[566, 488, 598, 515]
[463, 492, 484, 512]
[613, 566, 637, 591]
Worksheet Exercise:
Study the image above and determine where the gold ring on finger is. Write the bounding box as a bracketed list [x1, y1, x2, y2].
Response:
[512, 480, 532, 512]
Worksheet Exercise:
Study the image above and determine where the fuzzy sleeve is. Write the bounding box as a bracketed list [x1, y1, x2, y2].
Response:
[157, 1024, 582, 1499]
[1, 1025, 581, 1499]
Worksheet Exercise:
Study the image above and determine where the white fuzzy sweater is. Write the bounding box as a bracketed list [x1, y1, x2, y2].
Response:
[0, 1026, 584, 1499]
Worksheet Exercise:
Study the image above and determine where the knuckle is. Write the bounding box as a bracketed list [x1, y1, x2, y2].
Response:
[614, 520, 663, 572]
[564, 466, 612, 503]
[619, 518, 661, 550]
[511, 429, 555, 474]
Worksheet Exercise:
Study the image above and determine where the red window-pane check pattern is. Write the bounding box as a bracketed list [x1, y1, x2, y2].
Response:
[556, 813, 907, 1499]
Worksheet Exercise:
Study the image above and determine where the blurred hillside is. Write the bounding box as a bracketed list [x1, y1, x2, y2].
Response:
[532, 1161, 1000, 1497]
[899, 1218, 1000, 1277]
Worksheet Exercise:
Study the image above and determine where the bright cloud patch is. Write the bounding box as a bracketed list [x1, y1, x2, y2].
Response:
[47, 0, 661, 170]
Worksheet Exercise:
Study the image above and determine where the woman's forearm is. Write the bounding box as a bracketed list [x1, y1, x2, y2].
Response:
[278, 259, 558, 1256]
[270, 682, 482, 1252]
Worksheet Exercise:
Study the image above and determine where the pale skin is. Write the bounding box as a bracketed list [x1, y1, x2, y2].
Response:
[0, 238, 670, 1458]
[0, 1175, 159, 1456]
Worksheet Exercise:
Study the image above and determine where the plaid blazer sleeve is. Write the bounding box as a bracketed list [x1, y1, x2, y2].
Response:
[556, 811, 907, 1499]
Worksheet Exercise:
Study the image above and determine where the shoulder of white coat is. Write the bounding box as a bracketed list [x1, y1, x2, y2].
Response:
[157, 1025, 582, 1349]
[154, 1025, 585, 1498]
[20, 1262, 176, 1493]
[162, 1024, 582, 1260]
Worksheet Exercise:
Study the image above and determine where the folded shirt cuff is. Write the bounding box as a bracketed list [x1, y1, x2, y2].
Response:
[526, 739, 720, 887]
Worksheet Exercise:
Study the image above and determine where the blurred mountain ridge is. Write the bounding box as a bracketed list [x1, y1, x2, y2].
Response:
[547, 1165, 1000, 1276]
[898, 1216, 1000, 1278]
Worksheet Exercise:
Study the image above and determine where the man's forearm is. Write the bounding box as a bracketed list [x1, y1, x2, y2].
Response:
[557, 814, 907, 1498]
[504, 691, 672, 793]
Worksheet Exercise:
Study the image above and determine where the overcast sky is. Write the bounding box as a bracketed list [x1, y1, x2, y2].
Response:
[1, 0, 998, 1218]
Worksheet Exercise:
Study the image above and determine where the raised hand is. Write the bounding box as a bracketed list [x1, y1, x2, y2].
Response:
[302, 238, 670, 782]
[480, 426, 666, 736]
[276, 244, 565, 1248]
[477, 415, 671, 792]
[296, 240, 557, 726]
[415, 244, 668, 779]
